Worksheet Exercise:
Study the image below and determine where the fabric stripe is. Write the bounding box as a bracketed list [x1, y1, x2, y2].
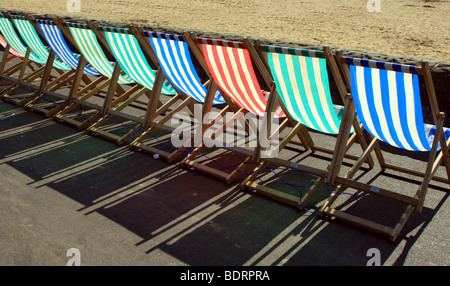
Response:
[263, 45, 325, 58]
[345, 57, 417, 74]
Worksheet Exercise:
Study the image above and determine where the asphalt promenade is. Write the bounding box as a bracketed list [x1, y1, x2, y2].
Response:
[0, 54, 449, 270]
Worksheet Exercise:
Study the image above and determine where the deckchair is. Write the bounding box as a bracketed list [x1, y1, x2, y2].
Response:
[83, 24, 187, 149]
[239, 43, 374, 208]
[0, 12, 58, 106]
[52, 20, 144, 131]
[321, 54, 450, 241]
[122, 29, 232, 162]
[0, 13, 76, 107]
[23, 17, 103, 117]
[180, 35, 312, 184]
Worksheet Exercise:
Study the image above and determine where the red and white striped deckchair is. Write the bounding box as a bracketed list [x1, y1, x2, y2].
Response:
[181, 35, 309, 184]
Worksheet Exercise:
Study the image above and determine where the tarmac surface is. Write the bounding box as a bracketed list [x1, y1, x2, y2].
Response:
[0, 54, 449, 270]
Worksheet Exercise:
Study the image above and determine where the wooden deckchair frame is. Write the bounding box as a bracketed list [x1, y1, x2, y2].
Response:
[239, 42, 374, 209]
[320, 52, 450, 241]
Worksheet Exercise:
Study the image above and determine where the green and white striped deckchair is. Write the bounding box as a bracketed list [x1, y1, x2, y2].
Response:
[0, 13, 56, 105]
[81, 24, 184, 147]
[240, 43, 374, 209]
[54, 21, 146, 132]
[12, 15, 71, 71]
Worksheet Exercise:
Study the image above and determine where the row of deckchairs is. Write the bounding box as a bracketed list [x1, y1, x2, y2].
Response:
[1, 10, 448, 242]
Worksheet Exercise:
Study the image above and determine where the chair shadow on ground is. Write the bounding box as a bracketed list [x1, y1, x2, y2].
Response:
[1, 100, 448, 265]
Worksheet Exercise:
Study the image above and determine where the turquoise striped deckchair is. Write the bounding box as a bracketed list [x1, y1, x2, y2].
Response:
[321, 54, 450, 241]
[0, 13, 52, 105]
[53, 21, 148, 132]
[11, 15, 102, 117]
[12, 16, 71, 71]
[81, 24, 185, 148]
[240, 43, 373, 208]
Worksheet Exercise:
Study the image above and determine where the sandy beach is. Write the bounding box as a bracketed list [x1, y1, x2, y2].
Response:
[1, 0, 449, 62]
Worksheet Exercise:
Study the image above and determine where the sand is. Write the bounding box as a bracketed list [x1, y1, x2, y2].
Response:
[1, 0, 449, 62]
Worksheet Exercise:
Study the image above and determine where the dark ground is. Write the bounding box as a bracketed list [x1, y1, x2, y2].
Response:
[0, 52, 449, 272]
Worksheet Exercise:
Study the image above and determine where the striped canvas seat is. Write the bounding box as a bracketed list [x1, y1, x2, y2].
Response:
[35, 19, 99, 76]
[99, 27, 176, 95]
[198, 38, 285, 118]
[264, 45, 349, 134]
[11, 16, 71, 71]
[0, 16, 47, 64]
[145, 31, 224, 104]
[66, 22, 135, 85]
[346, 57, 450, 151]
[0, 33, 22, 57]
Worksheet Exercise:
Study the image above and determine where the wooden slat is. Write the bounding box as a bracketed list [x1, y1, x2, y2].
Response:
[322, 207, 394, 238]
[334, 176, 419, 206]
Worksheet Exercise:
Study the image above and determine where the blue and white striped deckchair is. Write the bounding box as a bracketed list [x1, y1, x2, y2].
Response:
[35, 19, 99, 76]
[101, 26, 222, 159]
[11, 15, 104, 117]
[145, 31, 224, 105]
[322, 55, 450, 242]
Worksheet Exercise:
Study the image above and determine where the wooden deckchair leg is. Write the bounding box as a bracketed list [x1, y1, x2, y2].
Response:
[327, 96, 357, 186]
[0, 44, 11, 73]
[416, 113, 445, 213]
